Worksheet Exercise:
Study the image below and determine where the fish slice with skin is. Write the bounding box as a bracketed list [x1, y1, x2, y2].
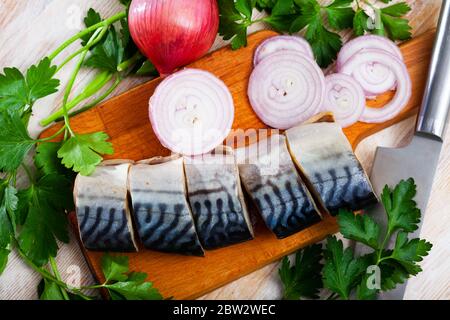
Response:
[128, 155, 204, 256]
[285, 114, 378, 216]
[184, 147, 254, 250]
[236, 134, 322, 239]
[74, 161, 138, 252]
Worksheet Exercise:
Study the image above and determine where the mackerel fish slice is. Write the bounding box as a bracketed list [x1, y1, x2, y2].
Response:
[236, 134, 321, 239]
[184, 147, 254, 250]
[74, 162, 138, 252]
[129, 156, 204, 256]
[285, 121, 378, 215]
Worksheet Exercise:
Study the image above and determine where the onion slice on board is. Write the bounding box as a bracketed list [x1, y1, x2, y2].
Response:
[149, 68, 234, 156]
[336, 35, 404, 97]
[253, 35, 314, 66]
[323, 74, 365, 128]
[340, 49, 411, 123]
[248, 51, 325, 130]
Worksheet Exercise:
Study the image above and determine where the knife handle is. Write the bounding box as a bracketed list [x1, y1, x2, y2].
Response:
[416, 0, 450, 141]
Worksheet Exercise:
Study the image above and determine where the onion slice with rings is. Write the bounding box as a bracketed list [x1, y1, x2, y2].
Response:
[253, 35, 314, 66]
[149, 68, 234, 156]
[323, 74, 365, 128]
[340, 49, 411, 123]
[248, 51, 325, 129]
[337, 35, 404, 97]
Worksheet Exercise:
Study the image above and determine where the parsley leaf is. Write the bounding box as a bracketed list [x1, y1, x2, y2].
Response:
[102, 253, 129, 282]
[0, 58, 59, 114]
[17, 174, 73, 266]
[256, 0, 277, 11]
[38, 278, 66, 300]
[382, 178, 421, 234]
[101, 254, 163, 300]
[325, 0, 355, 30]
[218, 0, 254, 50]
[81, 9, 103, 47]
[353, 8, 370, 36]
[390, 232, 432, 275]
[338, 209, 380, 250]
[379, 3, 412, 40]
[57, 132, 114, 176]
[290, 0, 343, 67]
[279, 243, 323, 299]
[84, 26, 124, 73]
[0, 111, 36, 172]
[264, 0, 298, 32]
[35, 142, 75, 179]
[0, 181, 18, 274]
[323, 236, 367, 299]
[379, 259, 410, 291]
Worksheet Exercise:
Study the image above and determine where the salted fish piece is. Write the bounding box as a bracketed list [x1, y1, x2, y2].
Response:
[285, 121, 377, 215]
[129, 156, 204, 256]
[236, 134, 321, 239]
[74, 162, 138, 252]
[184, 147, 254, 250]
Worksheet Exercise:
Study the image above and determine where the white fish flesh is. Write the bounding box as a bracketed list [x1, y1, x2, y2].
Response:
[285, 121, 377, 215]
[236, 134, 321, 239]
[184, 148, 254, 249]
[129, 156, 204, 256]
[74, 163, 138, 252]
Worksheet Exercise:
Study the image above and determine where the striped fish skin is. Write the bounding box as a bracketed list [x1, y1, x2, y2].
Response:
[285, 122, 378, 215]
[236, 135, 321, 239]
[74, 164, 137, 252]
[185, 151, 254, 250]
[129, 158, 204, 256]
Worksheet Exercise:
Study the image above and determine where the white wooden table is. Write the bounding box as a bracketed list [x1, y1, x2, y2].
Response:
[0, 0, 448, 300]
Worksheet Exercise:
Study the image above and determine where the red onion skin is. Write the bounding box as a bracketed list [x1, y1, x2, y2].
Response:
[129, 0, 219, 76]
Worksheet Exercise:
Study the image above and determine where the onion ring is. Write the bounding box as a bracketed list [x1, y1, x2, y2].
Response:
[323, 74, 365, 128]
[340, 49, 411, 123]
[248, 51, 325, 129]
[337, 35, 404, 97]
[149, 68, 234, 156]
[253, 35, 314, 66]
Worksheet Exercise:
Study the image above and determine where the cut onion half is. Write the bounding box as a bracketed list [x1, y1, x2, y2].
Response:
[337, 35, 404, 97]
[323, 74, 365, 128]
[340, 49, 411, 123]
[253, 35, 314, 66]
[248, 51, 325, 129]
[149, 68, 234, 156]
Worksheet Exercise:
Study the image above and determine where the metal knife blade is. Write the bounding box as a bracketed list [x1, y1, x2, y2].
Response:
[354, 0, 450, 299]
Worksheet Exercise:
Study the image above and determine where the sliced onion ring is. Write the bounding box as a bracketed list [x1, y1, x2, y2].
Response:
[253, 35, 314, 66]
[149, 68, 234, 156]
[323, 74, 365, 128]
[248, 51, 325, 129]
[337, 35, 404, 97]
[340, 49, 411, 123]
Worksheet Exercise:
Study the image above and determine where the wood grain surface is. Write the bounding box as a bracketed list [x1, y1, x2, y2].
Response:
[42, 30, 435, 300]
[0, 0, 448, 300]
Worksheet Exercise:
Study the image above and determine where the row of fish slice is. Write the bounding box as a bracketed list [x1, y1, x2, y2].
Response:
[73, 114, 377, 256]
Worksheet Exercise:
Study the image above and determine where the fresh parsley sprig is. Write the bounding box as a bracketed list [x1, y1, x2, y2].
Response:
[218, 0, 412, 67]
[279, 179, 432, 300]
[0, 1, 162, 300]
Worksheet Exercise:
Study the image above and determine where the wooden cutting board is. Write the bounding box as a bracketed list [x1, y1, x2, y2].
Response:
[41, 30, 435, 300]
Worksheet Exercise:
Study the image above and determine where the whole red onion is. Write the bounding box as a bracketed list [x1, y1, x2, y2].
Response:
[128, 0, 219, 76]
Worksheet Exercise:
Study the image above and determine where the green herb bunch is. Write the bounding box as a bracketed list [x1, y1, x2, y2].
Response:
[0, 0, 160, 300]
[219, 0, 412, 67]
[279, 179, 432, 300]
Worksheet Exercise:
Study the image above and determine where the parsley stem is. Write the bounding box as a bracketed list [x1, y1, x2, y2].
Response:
[49, 256, 70, 300]
[117, 52, 143, 72]
[37, 125, 66, 141]
[61, 28, 103, 137]
[48, 11, 126, 61]
[63, 75, 122, 120]
[55, 26, 109, 74]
